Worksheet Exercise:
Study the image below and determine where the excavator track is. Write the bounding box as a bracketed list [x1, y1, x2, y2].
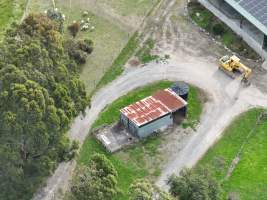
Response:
[218, 66, 239, 79]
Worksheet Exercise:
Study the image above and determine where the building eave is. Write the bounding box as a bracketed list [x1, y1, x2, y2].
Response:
[224, 0, 267, 36]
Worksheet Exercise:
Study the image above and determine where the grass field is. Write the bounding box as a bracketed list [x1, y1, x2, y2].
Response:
[78, 81, 204, 200]
[196, 108, 267, 200]
[61, 8, 129, 93]
[97, 0, 159, 17]
[93, 32, 139, 94]
[0, 0, 24, 38]
[27, 0, 52, 12]
[29, 1, 130, 94]
[27, 0, 159, 95]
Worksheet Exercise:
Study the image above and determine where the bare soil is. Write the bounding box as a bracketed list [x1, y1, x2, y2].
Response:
[33, 0, 267, 199]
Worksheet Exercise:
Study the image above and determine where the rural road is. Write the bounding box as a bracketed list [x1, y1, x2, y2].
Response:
[33, 54, 267, 199]
[33, 0, 267, 199]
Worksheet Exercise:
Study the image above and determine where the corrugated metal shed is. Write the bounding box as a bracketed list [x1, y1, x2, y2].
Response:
[120, 88, 187, 127]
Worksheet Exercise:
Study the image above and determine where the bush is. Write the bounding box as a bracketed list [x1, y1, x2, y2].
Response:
[129, 179, 154, 200]
[71, 154, 119, 200]
[212, 23, 225, 36]
[64, 39, 93, 65]
[168, 168, 221, 200]
[72, 50, 87, 65]
[68, 22, 80, 38]
[78, 39, 93, 54]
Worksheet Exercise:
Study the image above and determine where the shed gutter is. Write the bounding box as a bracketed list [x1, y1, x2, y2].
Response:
[224, 0, 267, 36]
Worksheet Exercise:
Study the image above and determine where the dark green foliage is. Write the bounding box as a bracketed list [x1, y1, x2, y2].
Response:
[0, 13, 90, 200]
[46, 9, 65, 33]
[129, 179, 154, 200]
[168, 168, 221, 200]
[64, 38, 93, 65]
[212, 24, 225, 36]
[78, 39, 94, 54]
[71, 154, 119, 200]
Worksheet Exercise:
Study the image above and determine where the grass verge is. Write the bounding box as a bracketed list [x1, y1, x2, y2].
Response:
[91, 32, 139, 95]
[196, 108, 267, 200]
[78, 81, 204, 199]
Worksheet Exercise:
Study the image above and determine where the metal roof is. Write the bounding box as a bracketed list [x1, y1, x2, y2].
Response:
[120, 88, 187, 127]
[225, 0, 267, 35]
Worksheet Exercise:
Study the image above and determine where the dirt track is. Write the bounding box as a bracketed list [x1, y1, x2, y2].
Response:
[33, 0, 267, 199]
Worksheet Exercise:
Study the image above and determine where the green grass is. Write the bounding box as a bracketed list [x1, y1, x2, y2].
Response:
[28, 1, 132, 95]
[196, 108, 267, 200]
[222, 30, 235, 46]
[93, 32, 139, 94]
[92, 80, 172, 128]
[97, 0, 160, 17]
[79, 81, 204, 199]
[53, 2, 130, 94]
[190, 8, 213, 30]
[27, 0, 52, 12]
[0, 0, 25, 39]
[27, 0, 160, 95]
[136, 38, 159, 64]
[183, 86, 204, 129]
[93, 81, 203, 129]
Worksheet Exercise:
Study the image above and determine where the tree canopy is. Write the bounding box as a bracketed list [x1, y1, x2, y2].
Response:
[129, 179, 154, 200]
[0, 13, 92, 200]
[71, 154, 119, 200]
[168, 168, 221, 200]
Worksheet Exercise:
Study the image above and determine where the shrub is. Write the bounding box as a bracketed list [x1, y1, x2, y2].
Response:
[68, 22, 80, 38]
[64, 39, 93, 65]
[168, 168, 221, 200]
[212, 23, 225, 36]
[78, 39, 93, 54]
[71, 154, 119, 200]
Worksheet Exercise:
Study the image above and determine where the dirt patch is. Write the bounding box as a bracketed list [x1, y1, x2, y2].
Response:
[128, 58, 141, 67]
[196, 86, 209, 104]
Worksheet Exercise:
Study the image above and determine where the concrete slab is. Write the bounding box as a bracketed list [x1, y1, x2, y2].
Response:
[95, 123, 138, 153]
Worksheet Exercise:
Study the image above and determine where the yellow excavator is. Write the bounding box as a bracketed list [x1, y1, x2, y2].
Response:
[219, 55, 252, 85]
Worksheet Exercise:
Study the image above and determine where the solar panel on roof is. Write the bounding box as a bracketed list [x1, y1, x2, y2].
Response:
[237, 0, 267, 28]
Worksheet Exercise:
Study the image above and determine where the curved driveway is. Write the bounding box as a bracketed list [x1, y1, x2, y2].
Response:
[34, 52, 267, 199]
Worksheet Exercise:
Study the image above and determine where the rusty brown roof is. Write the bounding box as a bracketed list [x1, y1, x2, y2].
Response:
[120, 88, 187, 127]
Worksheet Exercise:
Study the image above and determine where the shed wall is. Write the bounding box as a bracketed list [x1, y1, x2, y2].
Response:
[120, 113, 139, 137]
[137, 114, 173, 138]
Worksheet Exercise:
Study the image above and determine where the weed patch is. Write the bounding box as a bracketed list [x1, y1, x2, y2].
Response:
[188, 2, 260, 60]
[136, 38, 159, 64]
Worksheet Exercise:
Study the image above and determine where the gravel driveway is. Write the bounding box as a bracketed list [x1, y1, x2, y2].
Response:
[33, 0, 267, 199]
